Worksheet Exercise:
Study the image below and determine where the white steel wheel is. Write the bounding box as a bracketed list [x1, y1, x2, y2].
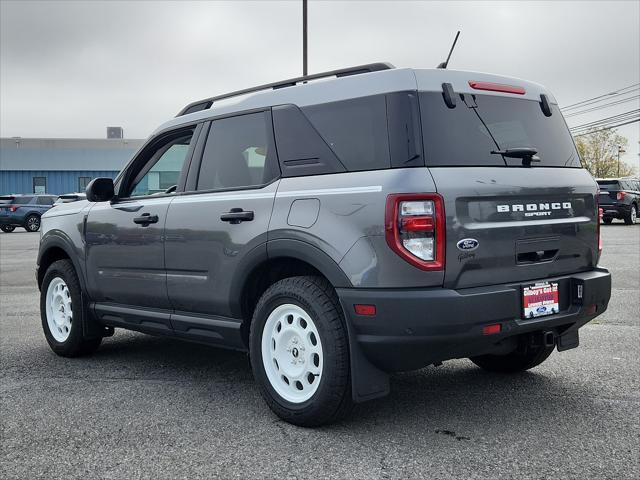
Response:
[261, 303, 323, 404]
[45, 277, 73, 342]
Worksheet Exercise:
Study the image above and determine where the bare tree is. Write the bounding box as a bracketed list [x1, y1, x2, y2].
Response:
[574, 129, 634, 178]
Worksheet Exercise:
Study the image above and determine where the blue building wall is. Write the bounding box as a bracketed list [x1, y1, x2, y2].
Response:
[1, 170, 119, 195]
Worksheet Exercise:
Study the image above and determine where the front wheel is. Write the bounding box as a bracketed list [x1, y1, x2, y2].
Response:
[624, 205, 637, 225]
[0, 225, 16, 233]
[470, 343, 554, 373]
[40, 259, 101, 357]
[24, 214, 41, 232]
[249, 276, 352, 427]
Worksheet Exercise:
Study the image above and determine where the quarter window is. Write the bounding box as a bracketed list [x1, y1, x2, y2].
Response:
[197, 112, 278, 191]
[302, 95, 390, 171]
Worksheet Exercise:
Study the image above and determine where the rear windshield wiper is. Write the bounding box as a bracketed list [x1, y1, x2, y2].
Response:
[491, 147, 540, 167]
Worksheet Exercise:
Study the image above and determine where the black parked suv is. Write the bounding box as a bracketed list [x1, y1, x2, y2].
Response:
[0, 194, 57, 232]
[597, 178, 640, 225]
[37, 64, 612, 426]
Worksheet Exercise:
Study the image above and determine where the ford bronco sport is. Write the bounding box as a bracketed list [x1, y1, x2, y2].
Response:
[37, 63, 612, 426]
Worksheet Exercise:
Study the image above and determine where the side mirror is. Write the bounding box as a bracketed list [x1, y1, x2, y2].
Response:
[86, 177, 115, 202]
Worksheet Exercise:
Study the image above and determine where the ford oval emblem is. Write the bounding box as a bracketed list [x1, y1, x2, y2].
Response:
[457, 238, 479, 251]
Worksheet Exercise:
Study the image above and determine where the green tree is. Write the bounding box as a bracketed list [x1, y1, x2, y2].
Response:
[574, 129, 634, 178]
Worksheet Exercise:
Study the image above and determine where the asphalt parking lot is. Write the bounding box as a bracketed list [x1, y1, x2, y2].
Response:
[1, 224, 638, 479]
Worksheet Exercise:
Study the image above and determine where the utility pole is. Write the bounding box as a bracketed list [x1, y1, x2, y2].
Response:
[617, 145, 626, 177]
[302, 0, 308, 76]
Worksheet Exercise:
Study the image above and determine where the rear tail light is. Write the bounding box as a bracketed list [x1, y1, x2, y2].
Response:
[616, 191, 625, 201]
[385, 193, 445, 271]
[9, 206, 18, 212]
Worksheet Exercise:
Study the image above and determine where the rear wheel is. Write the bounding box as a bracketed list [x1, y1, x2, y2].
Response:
[602, 217, 613, 225]
[249, 276, 352, 427]
[624, 205, 637, 225]
[24, 214, 41, 232]
[40, 259, 101, 356]
[470, 343, 554, 373]
[0, 225, 15, 233]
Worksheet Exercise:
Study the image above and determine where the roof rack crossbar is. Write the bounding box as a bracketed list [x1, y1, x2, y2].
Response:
[176, 62, 395, 117]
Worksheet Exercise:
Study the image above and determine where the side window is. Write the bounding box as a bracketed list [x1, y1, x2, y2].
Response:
[14, 196, 33, 205]
[37, 196, 54, 206]
[302, 95, 390, 171]
[197, 112, 278, 191]
[127, 132, 194, 197]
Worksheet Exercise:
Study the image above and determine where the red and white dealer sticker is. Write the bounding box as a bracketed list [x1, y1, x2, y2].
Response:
[523, 282, 559, 319]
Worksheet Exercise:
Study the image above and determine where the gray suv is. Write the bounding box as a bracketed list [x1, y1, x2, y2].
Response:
[37, 63, 612, 426]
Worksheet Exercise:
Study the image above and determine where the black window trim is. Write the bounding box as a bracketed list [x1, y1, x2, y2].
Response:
[114, 123, 202, 202]
[181, 107, 281, 197]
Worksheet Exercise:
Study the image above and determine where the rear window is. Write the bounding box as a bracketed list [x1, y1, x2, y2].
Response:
[302, 95, 390, 172]
[3, 196, 34, 205]
[419, 92, 581, 168]
[597, 180, 621, 190]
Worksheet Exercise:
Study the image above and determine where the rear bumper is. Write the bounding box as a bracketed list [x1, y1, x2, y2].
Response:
[337, 268, 611, 374]
[601, 204, 631, 218]
[0, 213, 23, 225]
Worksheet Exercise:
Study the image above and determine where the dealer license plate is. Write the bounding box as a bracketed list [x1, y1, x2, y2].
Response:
[523, 282, 559, 319]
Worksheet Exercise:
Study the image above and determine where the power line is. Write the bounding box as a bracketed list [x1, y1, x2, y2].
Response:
[563, 94, 640, 118]
[572, 118, 640, 137]
[561, 83, 639, 111]
[569, 109, 640, 131]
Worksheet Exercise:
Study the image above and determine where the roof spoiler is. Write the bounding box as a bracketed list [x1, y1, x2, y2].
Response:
[176, 62, 395, 117]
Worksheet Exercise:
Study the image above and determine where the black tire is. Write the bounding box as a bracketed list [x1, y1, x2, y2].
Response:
[470, 343, 554, 373]
[623, 204, 637, 225]
[0, 225, 16, 233]
[602, 217, 613, 225]
[249, 276, 352, 427]
[24, 213, 41, 232]
[40, 259, 102, 357]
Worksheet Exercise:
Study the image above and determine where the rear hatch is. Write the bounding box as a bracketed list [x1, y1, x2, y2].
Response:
[419, 89, 598, 290]
[0, 196, 15, 216]
[596, 180, 621, 206]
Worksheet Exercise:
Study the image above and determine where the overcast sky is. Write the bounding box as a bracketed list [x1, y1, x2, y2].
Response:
[1, 0, 639, 168]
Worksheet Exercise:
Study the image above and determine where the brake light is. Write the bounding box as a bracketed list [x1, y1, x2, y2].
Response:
[468, 81, 526, 95]
[616, 191, 625, 201]
[9, 206, 18, 212]
[385, 193, 445, 271]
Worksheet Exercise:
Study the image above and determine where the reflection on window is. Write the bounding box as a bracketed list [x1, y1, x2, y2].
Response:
[130, 139, 191, 197]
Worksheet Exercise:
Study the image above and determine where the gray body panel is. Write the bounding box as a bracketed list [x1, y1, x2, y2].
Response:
[84, 197, 172, 309]
[164, 183, 278, 317]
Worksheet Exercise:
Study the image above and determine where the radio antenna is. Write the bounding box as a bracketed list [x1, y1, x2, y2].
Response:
[437, 31, 460, 69]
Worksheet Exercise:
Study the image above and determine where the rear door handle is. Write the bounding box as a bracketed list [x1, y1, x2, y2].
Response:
[220, 208, 254, 224]
[133, 213, 159, 225]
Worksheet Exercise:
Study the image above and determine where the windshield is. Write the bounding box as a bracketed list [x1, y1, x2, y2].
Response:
[419, 92, 581, 168]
